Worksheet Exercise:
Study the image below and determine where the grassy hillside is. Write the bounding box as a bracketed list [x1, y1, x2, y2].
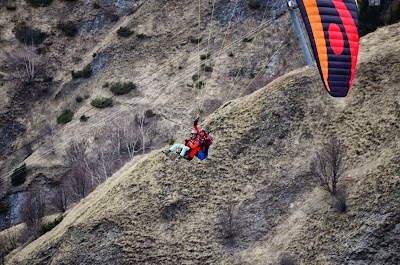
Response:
[0, 0, 301, 198]
[4, 21, 400, 265]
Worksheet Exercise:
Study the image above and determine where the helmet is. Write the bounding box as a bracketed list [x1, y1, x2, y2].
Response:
[200, 128, 206, 133]
[191, 130, 197, 135]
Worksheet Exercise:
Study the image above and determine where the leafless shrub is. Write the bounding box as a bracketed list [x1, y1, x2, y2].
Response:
[68, 166, 91, 200]
[64, 140, 88, 168]
[310, 139, 346, 195]
[135, 112, 157, 154]
[42, 119, 57, 155]
[0, 226, 21, 263]
[20, 189, 45, 238]
[217, 202, 238, 246]
[330, 189, 347, 213]
[279, 253, 297, 265]
[50, 184, 69, 213]
[3, 42, 45, 84]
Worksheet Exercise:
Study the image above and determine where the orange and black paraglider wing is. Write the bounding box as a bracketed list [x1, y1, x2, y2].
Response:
[296, 0, 359, 97]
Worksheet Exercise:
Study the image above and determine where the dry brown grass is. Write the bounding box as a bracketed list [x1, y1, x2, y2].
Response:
[1, 3, 400, 265]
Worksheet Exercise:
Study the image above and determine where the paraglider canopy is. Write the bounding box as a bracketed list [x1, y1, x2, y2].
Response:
[296, 0, 360, 97]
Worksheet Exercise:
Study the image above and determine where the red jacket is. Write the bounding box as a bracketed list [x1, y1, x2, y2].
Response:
[184, 135, 199, 149]
[194, 125, 213, 151]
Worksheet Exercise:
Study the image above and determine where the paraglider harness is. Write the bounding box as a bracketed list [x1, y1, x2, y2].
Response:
[183, 135, 213, 160]
[184, 117, 213, 160]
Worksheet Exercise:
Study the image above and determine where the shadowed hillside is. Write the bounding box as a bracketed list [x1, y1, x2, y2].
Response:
[3, 21, 400, 265]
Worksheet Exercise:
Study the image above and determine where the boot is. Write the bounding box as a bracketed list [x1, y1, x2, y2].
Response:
[175, 155, 182, 162]
[162, 150, 171, 156]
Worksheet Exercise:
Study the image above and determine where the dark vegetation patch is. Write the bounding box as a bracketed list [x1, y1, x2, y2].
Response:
[80, 115, 89, 122]
[71, 65, 92, 79]
[117, 27, 133, 37]
[190, 37, 202, 44]
[201, 64, 213, 72]
[57, 109, 74, 124]
[91, 98, 113, 108]
[24, 0, 53, 8]
[145, 109, 155, 118]
[57, 21, 78, 37]
[0, 202, 9, 214]
[248, 0, 260, 9]
[200, 53, 211, 60]
[6, 4, 17, 10]
[14, 22, 47, 45]
[192, 74, 200, 82]
[196, 80, 204, 89]
[110, 82, 136, 95]
[38, 216, 64, 236]
[11, 163, 27, 186]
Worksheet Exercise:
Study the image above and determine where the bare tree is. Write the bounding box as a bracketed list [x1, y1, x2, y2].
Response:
[135, 112, 157, 154]
[20, 189, 45, 238]
[0, 226, 20, 263]
[42, 120, 57, 155]
[4, 41, 45, 84]
[64, 140, 88, 168]
[50, 184, 68, 213]
[310, 139, 346, 194]
[68, 166, 91, 200]
[217, 202, 238, 246]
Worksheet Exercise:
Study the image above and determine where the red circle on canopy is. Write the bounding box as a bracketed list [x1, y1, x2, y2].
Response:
[328, 23, 344, 55]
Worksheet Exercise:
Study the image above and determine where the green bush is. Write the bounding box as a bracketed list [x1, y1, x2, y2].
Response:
[25, 0, 53, 7]
[117, 27, 133, 37]
[168, 139, 175, 145]
[248, 0, 260, 9]
[200, 53, 211, 60]
[145, 109, 155, 118]
[110, 82, 136, 95]
[136, 33, 145, 38]
[57, 21, 78, 37]
[80, 115, 89, 122]
[243, 37, 253, 42]
[75, 96, 83, 103]
[178, 66, 183, 70]
[91, 98, 113, 108]
[229, 52, 234, 57]
[93, 2, 101, 9]
[57, 109, 74, 124]
[11, 164, 27, 186]
[201, 64, 213, 72]
[38, 216, 64, 236]
[71, 65, 92, 79]
[0, 202, 9, 214]
[84, 94, 90, 99]
[14, 22, 47, 45]
[192, 74, 200, 82]
[92, 53, 97, 58]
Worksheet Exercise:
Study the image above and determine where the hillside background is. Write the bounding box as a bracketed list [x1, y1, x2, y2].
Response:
[0, 0, 400, 264]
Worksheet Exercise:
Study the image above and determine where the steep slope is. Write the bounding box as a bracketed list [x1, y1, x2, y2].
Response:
[0, 0, 300, 200]
[5, 22, 400, 264]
